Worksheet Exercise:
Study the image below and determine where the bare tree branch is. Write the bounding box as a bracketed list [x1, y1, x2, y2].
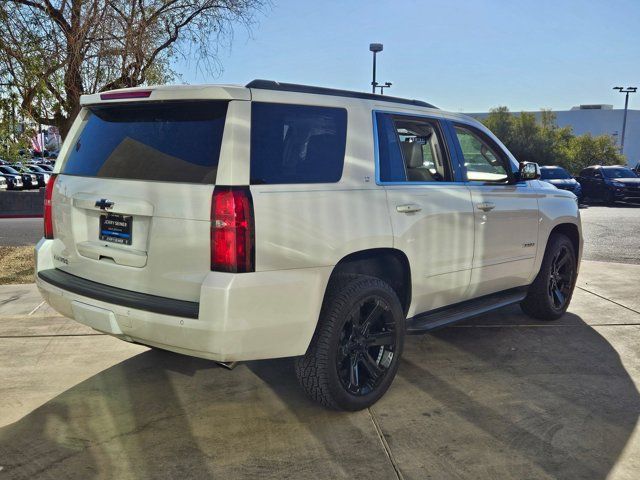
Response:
[0, 0, 264, 136]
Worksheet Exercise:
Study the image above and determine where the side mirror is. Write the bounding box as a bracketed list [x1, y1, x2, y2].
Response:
[518, 162, 541, 181]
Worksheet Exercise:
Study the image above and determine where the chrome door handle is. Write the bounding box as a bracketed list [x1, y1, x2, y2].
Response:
[476, 202, 495, 212]
[396, 204, 422, 213]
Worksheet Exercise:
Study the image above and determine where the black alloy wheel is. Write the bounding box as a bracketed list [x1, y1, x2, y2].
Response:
[547, 245, 574, 311]
[295, 275, 405, 410]
[336, 296, 397, 397]
[521, 233, 577, 321]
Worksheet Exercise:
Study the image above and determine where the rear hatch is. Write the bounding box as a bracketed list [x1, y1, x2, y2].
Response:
[50, 98, 229, 302]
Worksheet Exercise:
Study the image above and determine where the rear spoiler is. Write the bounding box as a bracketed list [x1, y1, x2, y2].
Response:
[80, 84, 250, 106]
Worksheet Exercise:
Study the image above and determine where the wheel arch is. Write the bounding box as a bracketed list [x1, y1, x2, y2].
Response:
[328, 248, 412, 316]
[549, 222, 580, 257]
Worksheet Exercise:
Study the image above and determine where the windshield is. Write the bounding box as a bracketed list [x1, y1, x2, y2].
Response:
[603, 168, 637, 179]
[0, 166, 19, 175]
[540, 168, 571, 180]
[62, 101, 228, 183]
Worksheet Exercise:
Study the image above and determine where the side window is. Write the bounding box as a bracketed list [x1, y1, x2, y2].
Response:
[593, 169, 603, 179]
[454, 126, 509, 183]
[250, 102, 347, 184]
[579, 169, 591, 178]
[376, 113, 451, 182]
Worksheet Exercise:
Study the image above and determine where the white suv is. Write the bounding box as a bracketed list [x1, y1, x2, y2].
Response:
[36, 80, 582, 410]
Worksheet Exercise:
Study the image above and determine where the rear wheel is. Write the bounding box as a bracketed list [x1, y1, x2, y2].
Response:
[521, 234, 577, 320]
[295, 275, 405, 411]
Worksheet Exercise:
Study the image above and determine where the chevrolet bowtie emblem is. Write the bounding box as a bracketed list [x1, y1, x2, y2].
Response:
[95, 199, 114, 210]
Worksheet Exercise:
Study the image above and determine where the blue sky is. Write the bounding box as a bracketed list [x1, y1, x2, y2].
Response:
[174, 0, 640, 113]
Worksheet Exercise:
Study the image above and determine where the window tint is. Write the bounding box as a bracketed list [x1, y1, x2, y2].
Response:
[455, 126, 508, 182]
[376, 113, 406, 182]
[62, 101, 228, 183]
[376, 113, 451, 182]
[250, 103, 347, 184]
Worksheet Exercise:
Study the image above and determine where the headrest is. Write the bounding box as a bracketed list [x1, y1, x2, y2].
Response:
[400, 142, 424, 168]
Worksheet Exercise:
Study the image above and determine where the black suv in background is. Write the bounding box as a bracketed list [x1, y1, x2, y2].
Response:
[576, 165, 640, 204]
[0, 166, 24, 190]
[539, 166, 582, 201]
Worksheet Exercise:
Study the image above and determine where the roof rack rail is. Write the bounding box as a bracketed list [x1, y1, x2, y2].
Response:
[246, 79, 437, 109]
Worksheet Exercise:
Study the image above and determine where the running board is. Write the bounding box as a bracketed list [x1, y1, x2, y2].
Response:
[406, 288, 527, 334]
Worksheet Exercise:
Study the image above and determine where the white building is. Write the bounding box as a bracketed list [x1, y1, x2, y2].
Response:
[473, 105, 639, 167]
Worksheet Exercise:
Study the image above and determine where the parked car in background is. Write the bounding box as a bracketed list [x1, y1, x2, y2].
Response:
[633, 163, 640, 175]
[0, 165, 39, 189]
[0, 175, 7, 190]
[36, 80, 583, 411]
[0, 168, 24, 190]
[539, 166, 582, 201]
[576, 165, 640, 204]
[21, 165, 51, 187]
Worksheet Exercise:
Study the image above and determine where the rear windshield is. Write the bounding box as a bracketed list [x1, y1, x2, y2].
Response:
[62, 101, 228, 183]
[250, 102, 347, 184]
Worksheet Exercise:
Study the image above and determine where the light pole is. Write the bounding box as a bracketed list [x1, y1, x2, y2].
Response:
[369, 43, 383, 94]
[369, 43, 392, 95]
[613, 86, 637, 155]
[379, 82, 392, 95]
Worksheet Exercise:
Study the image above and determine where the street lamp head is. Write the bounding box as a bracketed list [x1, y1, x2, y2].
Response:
[613, 86, 637, 93]
[369, 43, 383, 53]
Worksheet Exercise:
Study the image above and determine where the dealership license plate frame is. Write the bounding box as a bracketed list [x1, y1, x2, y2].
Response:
[99, 213, 133, 246]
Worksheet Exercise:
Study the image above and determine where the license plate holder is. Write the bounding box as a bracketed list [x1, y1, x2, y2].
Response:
[99, 213, 133, 245]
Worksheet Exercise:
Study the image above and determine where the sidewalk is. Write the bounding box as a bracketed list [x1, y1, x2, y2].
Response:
[0, 261, 638, 479]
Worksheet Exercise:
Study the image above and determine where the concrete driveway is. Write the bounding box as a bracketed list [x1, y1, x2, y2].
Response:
[0, 261, 639, 479]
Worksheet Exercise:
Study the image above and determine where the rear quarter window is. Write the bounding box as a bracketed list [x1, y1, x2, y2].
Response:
[61, 101, 228, 183]
[250, 102, 347, 184]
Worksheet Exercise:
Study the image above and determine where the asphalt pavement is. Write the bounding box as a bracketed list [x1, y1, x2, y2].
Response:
[580, 204, 640, 264]
[0, 218, 42, 247]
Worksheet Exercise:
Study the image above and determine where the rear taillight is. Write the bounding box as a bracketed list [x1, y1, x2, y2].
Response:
[44, 174, 57, 239]
[211, 187, 255, 273]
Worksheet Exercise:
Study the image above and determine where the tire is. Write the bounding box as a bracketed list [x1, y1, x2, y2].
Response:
[295, 274, 405, 411]
[521, 233, 577, 321]
[605, 190, 616, 206]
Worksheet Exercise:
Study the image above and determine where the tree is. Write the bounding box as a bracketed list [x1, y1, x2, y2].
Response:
[0, 0, 263, 137]
[481, 106, 625, 174]
[483, 106, 513, 146]
[564, 134, 625, 173]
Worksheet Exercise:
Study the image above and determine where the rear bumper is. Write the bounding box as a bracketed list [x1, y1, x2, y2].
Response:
[36, 239, 332, 362]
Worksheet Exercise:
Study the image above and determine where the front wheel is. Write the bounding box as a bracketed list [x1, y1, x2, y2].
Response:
[605, 190, 617, 206]
[295, 275, 405, 411]
[521, 233, 577, 320]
